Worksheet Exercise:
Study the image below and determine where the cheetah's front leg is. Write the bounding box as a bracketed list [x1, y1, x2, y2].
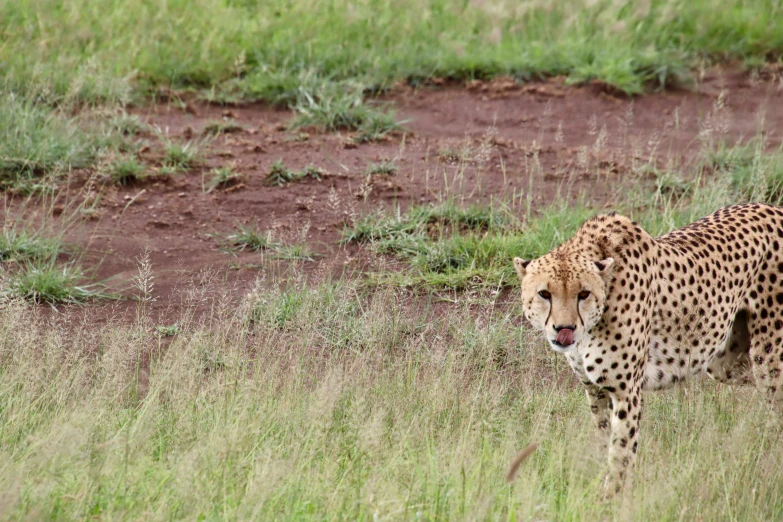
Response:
[585, 385, 612, 456]
[603, 385, 643, 499]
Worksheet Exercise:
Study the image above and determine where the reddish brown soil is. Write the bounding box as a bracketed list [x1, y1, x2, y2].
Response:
[18, 67, 783, 321]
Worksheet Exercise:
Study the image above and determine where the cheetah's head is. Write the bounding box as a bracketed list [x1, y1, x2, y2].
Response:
[513, 253, 614, 353]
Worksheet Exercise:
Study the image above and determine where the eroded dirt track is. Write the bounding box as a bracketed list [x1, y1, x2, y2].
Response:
[43, 68, 783, 320]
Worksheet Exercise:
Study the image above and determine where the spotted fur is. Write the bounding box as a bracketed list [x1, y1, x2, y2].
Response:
[514, 203, 783, 496]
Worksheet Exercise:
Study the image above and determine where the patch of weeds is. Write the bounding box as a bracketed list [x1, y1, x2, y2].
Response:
[162, 140, 202, 171]
[730, 149, 783, 204]
[438, 145, 471, 164]
[272, 243, 318, 261]
[654, 170, 693, 198]
[301, 165, 325, 181]
[106, 155, 146, 185]
[264, 160, 297, 186]
[110, 112, 147, 136]
[353, 109, 402, 143]
[156, 324, 179, 337]
[366, 160, 397, 176]
[287, 132, 310, 142]
[202, 119, 243, 136]
[347, 200, 594, 289]
[708, 141, 757, 171]
[156, 132, 206, 172]
[0, 229, 64, 263]
[199, 346, 228, 373]
[343, 200, 517, 243]
[8, 179, 59, 197]
[205, 165, 243, 192]
[245, 282, 356, 332]
[264, 160, 324, 186]
[157, 165, 180, 176]
[5, 262, 101, 304]
[247, 286, 307, 330]
[290, 83, 400, 141]
[224, 222, 318, 261]
[0, 94, 96, 188]
[225, 223, 275, 252]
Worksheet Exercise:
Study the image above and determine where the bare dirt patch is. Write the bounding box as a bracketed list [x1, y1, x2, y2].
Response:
[19, 67, 783, 320]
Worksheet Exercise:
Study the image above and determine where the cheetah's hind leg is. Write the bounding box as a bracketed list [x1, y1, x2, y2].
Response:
[706, 310, 751, 384]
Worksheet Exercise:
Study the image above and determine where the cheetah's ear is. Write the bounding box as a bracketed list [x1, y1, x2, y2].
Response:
[513, 257, 530, 280]
[593, 257, 615, 277]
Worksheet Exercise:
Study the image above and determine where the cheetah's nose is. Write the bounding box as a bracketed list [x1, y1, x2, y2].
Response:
[554, 325, 576, 346]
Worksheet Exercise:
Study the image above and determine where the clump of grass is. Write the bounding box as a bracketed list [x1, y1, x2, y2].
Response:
[301, 165, 326, 180]
[374, 203, 596, 289]
[109, 112, 147, 136]
[653, 169, 694, 198]
[290, 83, 400, 140]
[718, 145, 783, 205]
[343, 199, 518, 244]
[5, 262, 100, 304]
[438, 144, 472, 164]
[202, 119, 243, 136]
[0, 94, 96, 188]
[156, 323, 179, 336]
[0, 222, 109, 305]
[264, 160, 324, 186]
[158, 134, 205, 172]
[0, 228, 65, 263]
[205, 165, 243, 192]
[352, 108, 402, 143]
[264, 160, 297, 186]
[224, 222, 317, 261]
[366, 159, 397, 176]
[345, 200, 604, 289]
[105, 155, 146, 185]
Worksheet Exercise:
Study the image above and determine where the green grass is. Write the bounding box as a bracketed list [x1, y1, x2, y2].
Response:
[264, 160, 324, 186]
[1, 278, 782, 519]
[3, 0, 783, 105]
[343, 199, 519, 244]
[0, 228, 65, 263]
[0, 221, 107, 305]
[223, 222, 318, 261]
[366, 159, 397, 177]
[289, 82, 401, 138]
[724, 144, 783, 205]
[202, 119, 243, 136]
[204, 165, 243, 193]
[0, 95, 97, 188]
[4, 261, 102, 304]
[109, 112, 148, 137]
[342, 144, 783, 290]
[348, 201, 596, 289]
[104, 155, 146, 185]
[160, 137, 204, 172]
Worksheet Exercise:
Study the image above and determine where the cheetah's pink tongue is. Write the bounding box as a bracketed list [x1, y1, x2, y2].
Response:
[556, 329, 574, 346]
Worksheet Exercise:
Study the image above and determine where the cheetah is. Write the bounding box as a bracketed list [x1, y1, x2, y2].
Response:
[513, 203, 783, 496]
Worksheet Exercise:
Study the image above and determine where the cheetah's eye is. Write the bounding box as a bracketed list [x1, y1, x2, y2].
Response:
[538, 290, 551, 300]
[578, 290, 591, 300]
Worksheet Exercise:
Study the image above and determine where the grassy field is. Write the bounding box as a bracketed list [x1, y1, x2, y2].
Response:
[2, 0, 783, 186]
[3, 0, 783, 520]
[342, 139, 783, 290]
[1, 278, 783, 520]
[3, 0, 783, 105]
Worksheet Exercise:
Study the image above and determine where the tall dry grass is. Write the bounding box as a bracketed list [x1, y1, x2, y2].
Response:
[0, 268, 781, 520]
